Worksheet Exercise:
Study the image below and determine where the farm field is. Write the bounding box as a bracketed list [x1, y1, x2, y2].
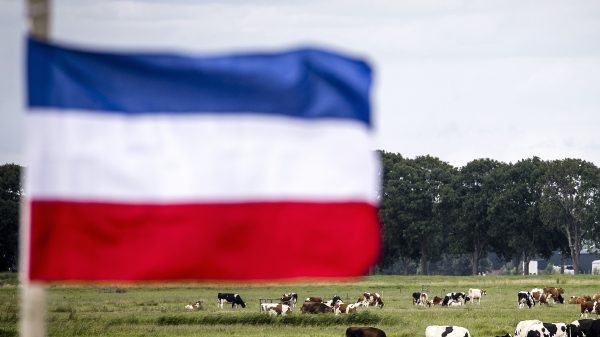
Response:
[1, 273, 599, 337]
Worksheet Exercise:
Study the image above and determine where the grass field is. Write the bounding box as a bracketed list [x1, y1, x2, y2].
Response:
[1, 273, 599, 337]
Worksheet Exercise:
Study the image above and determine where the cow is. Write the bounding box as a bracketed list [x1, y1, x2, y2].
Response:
[280, 293, 298, 307]
[260, 303, 279, 312]
[305, 297, 323, 303]
[568, 296, 591, 305]
[543, 287, 565, 304]
[425, 325, 471, 337]
[442, 292, 470, 306]
[516, 321, 550, 337]
[266, 304, 291, 316]
[217, 293, 246, 309]
[532, 291, 548, 306]
[515, 320, 543, 337]
[361, 292, 384, 308]
[541, 323, 567, 337]
[185, 300, 202, 310]
[496, 334, 512, 337]
[566, 319, 594, 337]
[580, 301, 600, 318]
[412, 292, 421, 305]
[468, 288, 486, 305]
[335, 302, 360, 315]
[518, 291, 534, 309]
[585, 319, 600, 337]
[301, 301, 333, 314]
[346, 327, 387, 337]
[324, 295, 343, 308]
[594, 293, 600, 301]
[431, 296, 444, 306]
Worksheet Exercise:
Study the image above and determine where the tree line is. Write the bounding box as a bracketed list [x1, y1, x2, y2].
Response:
[1, 157, 600, 275]
[377, 151, 600, 275]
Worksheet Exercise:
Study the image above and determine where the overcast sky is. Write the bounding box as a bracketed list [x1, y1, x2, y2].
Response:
[2, 0, 600, 167]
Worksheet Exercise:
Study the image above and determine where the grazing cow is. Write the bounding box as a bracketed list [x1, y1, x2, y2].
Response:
[468, 288, 486, 305]
[543, 287, 565, 303]
[412, 292, 421, 305]
[346, 327, 387, 337]
[217, 293, 246, 309]
[335, 302, 360, 315]
[305, 297, 323, 303]
[443, 292, 470, 306]
[541, 323, 567, 337]
[361, 292, 384, 308]
[266, 304, 291, 316]
[431, 296, 444, 306]
[301, 301, 333, 314]
[517, 291, 534, 309]
[412, 292, 428, 306]
[532, 291, 548, 306]
[567, 319, 594, 337]
[425, 325, 471, 337]
[580, 301, 600, 318]
[280, 293, 298, 307]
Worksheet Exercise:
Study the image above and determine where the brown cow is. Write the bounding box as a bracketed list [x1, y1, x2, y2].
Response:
[301, 301, 333, 314]
[361, 292, 384, 308]
[267, 304, 291, 316]
[335, 302, 360, 315]
[544, 287, 565, 303]
[532, 291, 548, 305]
[594, 293, 600, 301]
[580, 301, 600, 318]
[305, 297, 323, 303]
[432, 296, 444, 306]
[569, 296, 592, 304]
[346, 327, 387, 337]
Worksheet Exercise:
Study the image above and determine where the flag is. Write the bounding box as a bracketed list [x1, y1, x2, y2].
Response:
[25, 36, 380, 281]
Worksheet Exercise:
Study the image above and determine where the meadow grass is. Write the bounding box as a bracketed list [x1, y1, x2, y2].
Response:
[1, 273, 599, 337]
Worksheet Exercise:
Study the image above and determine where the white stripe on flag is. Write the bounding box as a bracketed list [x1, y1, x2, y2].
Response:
[27, 111, 379, 203]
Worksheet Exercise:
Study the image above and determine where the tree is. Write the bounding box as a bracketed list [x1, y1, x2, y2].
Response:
[488, 158, 562, 274]
[0, 163, 22, 272]
[450, 159, 505, 275]
[539, 159, 600, 274]
[378, 153, 454, 274]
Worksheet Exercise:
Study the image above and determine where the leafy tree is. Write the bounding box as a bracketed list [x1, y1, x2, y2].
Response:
[449, 159, 505, 275]
[488, 158, 561, 274]
[378, 153, 454, 274]
[539, 159, 600, 274]
[0, 163, 22, 272]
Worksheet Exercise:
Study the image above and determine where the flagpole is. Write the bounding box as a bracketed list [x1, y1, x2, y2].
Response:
[22, 1, 50, 336]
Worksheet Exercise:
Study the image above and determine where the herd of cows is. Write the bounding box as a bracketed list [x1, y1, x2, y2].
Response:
[181, 287, 600, 337]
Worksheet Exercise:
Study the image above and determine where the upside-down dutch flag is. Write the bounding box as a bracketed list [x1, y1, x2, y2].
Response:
[25, 36, 380, 281]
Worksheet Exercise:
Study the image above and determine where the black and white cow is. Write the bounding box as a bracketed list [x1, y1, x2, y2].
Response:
[567, 319, 595, 337]
[426, 325, 471, 337]
[586, 319, 600, 337]
[542, 323, 567, 337]
[515, 320, 549, 337]
[324, 295, 343, 308]
[442, 292, 470, 306]
[217, 293, 246, 309]
[280, 292, 298, 307]
[517, 291, 534, 309]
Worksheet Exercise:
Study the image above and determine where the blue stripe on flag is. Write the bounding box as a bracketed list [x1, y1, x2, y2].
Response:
[27, 37, 372, 126]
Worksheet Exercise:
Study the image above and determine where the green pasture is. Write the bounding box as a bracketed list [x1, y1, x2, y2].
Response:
[1, 273, 599, 337]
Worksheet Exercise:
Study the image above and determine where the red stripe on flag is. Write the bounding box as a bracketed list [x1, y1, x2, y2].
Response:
[29, 201, 380, 281]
